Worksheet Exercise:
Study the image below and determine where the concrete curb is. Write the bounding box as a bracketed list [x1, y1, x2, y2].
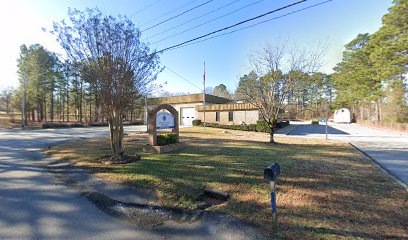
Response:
[348, 142, 408, 192]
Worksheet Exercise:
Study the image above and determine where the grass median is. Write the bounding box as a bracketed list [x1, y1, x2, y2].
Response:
[45, 127, 408, 239]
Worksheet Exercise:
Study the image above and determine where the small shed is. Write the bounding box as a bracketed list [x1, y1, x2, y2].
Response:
[334, 108, 351, 123]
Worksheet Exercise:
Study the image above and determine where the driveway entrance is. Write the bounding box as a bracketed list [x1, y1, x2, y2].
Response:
[289, 122, 408, 187]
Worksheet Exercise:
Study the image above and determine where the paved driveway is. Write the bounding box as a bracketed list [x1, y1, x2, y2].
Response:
[0, 126, 266, 240]
[289, 122, 408, 187]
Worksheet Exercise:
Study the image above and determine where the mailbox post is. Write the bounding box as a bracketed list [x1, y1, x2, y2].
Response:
[264, 163, 280, 228]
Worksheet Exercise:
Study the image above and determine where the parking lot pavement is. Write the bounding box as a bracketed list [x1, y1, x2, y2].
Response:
[289, 122, 408, 188]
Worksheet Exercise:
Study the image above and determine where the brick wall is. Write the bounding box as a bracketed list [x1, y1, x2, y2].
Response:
[197, 110, 260, 125]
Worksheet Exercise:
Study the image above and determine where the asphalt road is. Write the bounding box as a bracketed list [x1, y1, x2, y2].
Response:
[289, 122, 408, 187]
[0, 126, 267, 240]
[0, 126, 166, 239]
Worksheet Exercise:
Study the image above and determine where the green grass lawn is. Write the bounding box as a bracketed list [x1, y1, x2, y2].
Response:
[46, 127, 408, 239]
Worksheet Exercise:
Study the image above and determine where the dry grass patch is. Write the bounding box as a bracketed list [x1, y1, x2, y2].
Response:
[45, 127, 408, 239]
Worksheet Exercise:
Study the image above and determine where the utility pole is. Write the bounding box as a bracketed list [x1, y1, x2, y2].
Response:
[325, 75, 331, 140]
[145, 95, 149, 132]
[325, 103, 328, 140]
[203, 61, 206, 130]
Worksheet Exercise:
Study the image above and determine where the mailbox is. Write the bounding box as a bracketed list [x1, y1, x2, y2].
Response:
[264, 163, 280, 183]
[264, 162, 281, 229]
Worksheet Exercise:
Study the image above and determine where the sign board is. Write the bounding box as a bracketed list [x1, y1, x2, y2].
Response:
[156, 112, 175, 129]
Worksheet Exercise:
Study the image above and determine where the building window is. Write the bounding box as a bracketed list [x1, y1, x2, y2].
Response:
[216, 112, 220, 122]
[228, 111, 233, 122]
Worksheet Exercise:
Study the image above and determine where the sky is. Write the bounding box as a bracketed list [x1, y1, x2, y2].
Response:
[0, 0, 393, 95]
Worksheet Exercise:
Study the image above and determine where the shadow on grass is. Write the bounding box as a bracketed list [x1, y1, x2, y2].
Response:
[50, 130, 408, 239]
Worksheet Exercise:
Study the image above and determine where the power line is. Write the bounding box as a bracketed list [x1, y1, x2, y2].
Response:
[142, 0, 215, 32]
[151, 0, 265, 45]
[140, 0, 201, 28]
[164, 65, 202, 90]
[131, 0, 162, 17]
[145, 0, 243, 41]
[173, 0, 334, 50]
[156, 0, 308, 53]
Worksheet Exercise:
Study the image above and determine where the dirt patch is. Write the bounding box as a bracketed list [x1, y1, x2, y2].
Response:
[99, 154, 141, 165]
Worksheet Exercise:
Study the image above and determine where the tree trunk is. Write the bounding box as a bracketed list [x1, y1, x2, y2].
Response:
[94, 90, 99, 122]
[44, 98, 47, 122]
[268, 119, 277, 144]
[66, 80, 70, 122]
[37, 107, 41, 122]
[40, 101, 44, 122]
[61, 92, 64, 122]
[130, 99, 134, 122]
[98, 104, 102, 123]
[108, 109, 124, 161]
[24, 108, 28, 126]
[375, 100, 380, 122]
[50, 90, 54, 121]
[269, 130, 275, 144]
[84, 99, 87, 124]
[368, 103, 372, 122]
[5, 99, 9, 115]
[88, 85, 92, 123]
[79, 79, 83, 123]
[89, 99, 92, 123]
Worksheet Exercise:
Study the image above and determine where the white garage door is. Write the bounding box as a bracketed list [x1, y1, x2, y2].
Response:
[181, 108, 195, 126]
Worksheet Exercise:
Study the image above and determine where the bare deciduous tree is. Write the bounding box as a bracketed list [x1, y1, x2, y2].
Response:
[236, 42, 324, 143]
[52, 8, 162, 161]
[0, 87, 14, 114]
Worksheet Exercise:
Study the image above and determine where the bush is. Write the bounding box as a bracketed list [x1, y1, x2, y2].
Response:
[42, 120, 144, 129]
[123, 121, 144, 126]
[88, 122, 109, 127]
[256, 120, 271, 133]
[192, 120, 202, 126]
[199, 120, 289, 133]
[42, 122, 85, 129]
[70, 123, 85, 128]
[248, 124, 257, 131]
[201, 122, 219, 128]
[157, 133, 179, 146]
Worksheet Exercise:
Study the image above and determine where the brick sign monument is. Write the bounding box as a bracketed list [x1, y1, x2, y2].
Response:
[143, 104, 186, 154]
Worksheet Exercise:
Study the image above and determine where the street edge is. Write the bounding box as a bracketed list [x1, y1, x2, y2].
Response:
[348, 142, 408, 192]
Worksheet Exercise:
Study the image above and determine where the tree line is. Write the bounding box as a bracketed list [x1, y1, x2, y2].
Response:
[2, 43, 147, 125]
[1, 0, 405, 127]
[333, 0, 407, 123]
[0, 8, 161, 162]
[235, 0, 407, 132]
